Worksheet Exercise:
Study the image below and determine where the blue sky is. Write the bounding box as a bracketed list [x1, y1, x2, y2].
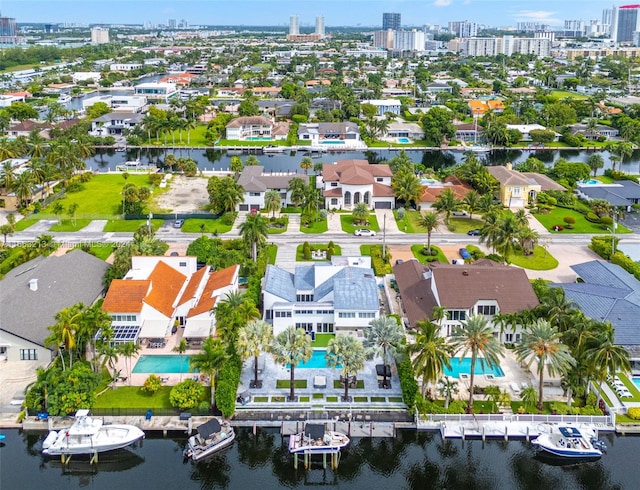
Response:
[3, 1, 610, 28]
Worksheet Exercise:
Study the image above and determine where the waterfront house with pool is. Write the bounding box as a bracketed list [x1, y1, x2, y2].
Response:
[262, 257, 379, 337]
[393, 259, 539, 342]
[102, 256, 239, 347]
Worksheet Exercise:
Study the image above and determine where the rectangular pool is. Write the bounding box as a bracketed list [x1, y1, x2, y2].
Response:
[289, 349, 340, 369]
[444, 357, 504, 378]
[633, 377, 640, 391]
[133, 355, 194, 374]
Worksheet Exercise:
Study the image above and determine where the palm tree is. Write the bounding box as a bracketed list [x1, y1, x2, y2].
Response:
[326, 334, 367, 401]
[352, 201, 370, 225]
[437, 377, 459, 408]
[406, 320, 452, 397]
[264, 189, 281, 218]
[450, 315, 504, 412]
[520, 385, 538, 411]
[270, 326, 312, 401]
[585, 337, 630, 395]
[391, 168, 422, 208]
[495, 212, 521, 264]
[462, 190, 481, 219]
[245, 155, 260, 166]
[190, 336, 229, 407]
[514, 319, 575, 411]
[299, 156, 313, 175]
[119, 341, 141, 385]
[417, 211, 439, 254]
[12, 171, 34, 208]
[172, 338, 189, 382]
[535, 287, 577, 333]
[364, 316, 404, 388]
[587, 153, 604, 178]
[239, 213, 269, 262]
[45, 304, 84, 370]
[433, 187, 461, 225]
[229, 155, 243, 175]
[288, 177, 307, 208]
[302, 185, 322, 222]
[236, 319, 273, 388]
[219, 177, 245, 213]
[0, 160, 16, 192]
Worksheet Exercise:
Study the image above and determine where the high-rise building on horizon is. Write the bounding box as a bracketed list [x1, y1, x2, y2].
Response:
[0, 15, 18, 45]
[382, 12, 401, 31]
[290, 15, 299, 35]
[315, 16, 325, 38]
[612, 4, 640, 44]
[449, 20, 478, 38]
[90, 26, 109, 44]
[602, 8, 613, 36]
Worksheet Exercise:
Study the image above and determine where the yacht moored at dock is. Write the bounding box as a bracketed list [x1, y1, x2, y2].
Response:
[41, 410, 145, 458]
[531, 426, 606, 459]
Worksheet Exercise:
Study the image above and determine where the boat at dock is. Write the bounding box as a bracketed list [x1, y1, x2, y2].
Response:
[263, 145, 285, 153]
[41, 410, 145, 457]
[531, 426, 605, 460]
[115, 159, 156, 172]
[58, 94, 72, 104]
[184, 419, 235, 462]
[288, 423, 350, 455]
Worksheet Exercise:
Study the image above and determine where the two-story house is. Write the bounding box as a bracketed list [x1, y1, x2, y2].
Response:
[101, 256, 238, 346]
[321, 159, 395, 210]
[262, 257, 379, 337]
[297, 122, 365, 149]
[236, 166, 309, 212]
[487, 164, 565, 208]
[90, 112, 143, 137]
[393, 259, 539, 343]
[225, 116, 274, 140]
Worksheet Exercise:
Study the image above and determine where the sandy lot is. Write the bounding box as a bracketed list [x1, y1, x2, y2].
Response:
[155, 175, 210, 212]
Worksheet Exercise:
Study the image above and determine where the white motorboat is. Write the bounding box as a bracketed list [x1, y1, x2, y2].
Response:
[531, 426, 605, 459]
[41, 410, 145, 456]
[58, 94, 72, 104]
[288, 423, 350, 454]
[184, 419, 235, 462]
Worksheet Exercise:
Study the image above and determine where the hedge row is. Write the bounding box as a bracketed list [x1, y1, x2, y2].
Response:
[590, 236, 619, 261]
[369, 245, 392, 276]
[396, 354, 418, 410]
[215, 355, 243, 418]
[245, 246, 269, 306]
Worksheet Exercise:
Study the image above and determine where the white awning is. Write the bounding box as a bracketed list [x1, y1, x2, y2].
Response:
[139, 319, 171, 338]
[183, 319, 212, 339]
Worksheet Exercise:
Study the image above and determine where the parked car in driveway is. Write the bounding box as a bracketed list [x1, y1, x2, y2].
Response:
[459, 248, 472, 259]
[354, 229, 376, 237]
[467, 229, 480, 236]
[452, 210, 468, 216]
[173, 219, 184, 228]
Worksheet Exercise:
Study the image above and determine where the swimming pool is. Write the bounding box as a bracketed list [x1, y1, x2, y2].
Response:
[289, 349, 340, 369]
[633, 377, 640, 391]
[444, 357, 504, 378]
[420, 178, 439, 185]
[246, 136, 271, 141]
[397, 137, 411, 144]
[580, 179, 600, 185]
[321, 140, 345, 145]
[133, 355, 194, 374]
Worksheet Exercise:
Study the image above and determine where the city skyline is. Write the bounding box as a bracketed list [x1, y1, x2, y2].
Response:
[1, 0, 614, 28]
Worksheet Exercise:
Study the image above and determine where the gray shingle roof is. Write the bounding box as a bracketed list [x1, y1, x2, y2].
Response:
[0, 250, 108, 348]
[554, 260, 640, 347]
[263, 265, 296, 301]
[333, 275, 378, 311]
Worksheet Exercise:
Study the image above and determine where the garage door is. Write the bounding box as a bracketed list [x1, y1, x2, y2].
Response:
[375, 202, 392, 209]
[509, 198, 525, 208]
[239, 204, 249, 211]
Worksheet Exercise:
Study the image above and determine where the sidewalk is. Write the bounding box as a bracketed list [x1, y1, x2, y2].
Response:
[227, 211, 248, 236]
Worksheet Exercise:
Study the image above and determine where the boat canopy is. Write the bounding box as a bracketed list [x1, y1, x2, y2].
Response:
[197, 419, 222, 439]
[304, 424, 325, 440]
[559, 427, 583, 438]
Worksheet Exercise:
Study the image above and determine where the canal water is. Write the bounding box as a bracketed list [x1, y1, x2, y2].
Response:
[0, 427, 638, 489]
[87, 147, 640, 176]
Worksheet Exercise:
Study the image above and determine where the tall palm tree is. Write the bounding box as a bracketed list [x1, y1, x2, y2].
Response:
[0, 160, 16, 192]
[12, 170, 34, 208]
[302, 185, 322, 222]
[352, 201, 370, 225]
[45, 304, 84, 370]
[326, 334, 367, 401]
[462, 190, 481, 219]
[585, 337, 630, 394]
[364, 315, 404, 388]
[417, 211, 439, 254]
[270, 326, 312, 401]
[229, 155, 243, 175]
[172, 338, 189, 382]
[264, 189, 281, 218]
[450, 315, 504, 412]
[299, 156, 313, 175]
[495, 212, 521, 264]
[535, 287, 577, 333]
[190, 336, 229, 407]
[119, 341, 141, 385]
[514, 319, 575, 411]
[433, 187, 461, 225]
[391, 167, 422, 208]
[406, 320, 452, 397]
[236, 319, 273, 388]
[239, 213, 269, 261]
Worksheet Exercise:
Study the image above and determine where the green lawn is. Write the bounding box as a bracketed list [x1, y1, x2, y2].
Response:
[182, 218, 233, 234]
[49, 219, 93, 232]
[74, 243, 115, 260]
[533, 207, 632, 234]
[296, 243, 342, 261]
[610, 372, 640, 403]
[332, 379, 365, 389]
[508, 245, 559, 270]
[41, 174, 160, 219]
[104, 219, 165, 232]
[549, 90, 588, 101]
[93, 385, 207, 409]
[411, 244, 448, 264]
[14, 218, 40, 231]
[326, 396, 338, 402]
[276, 379, 308, 389]
[265, 216, 288, 234]
[311, 333, 334, 348]
[448, 217, 485, 234]
[340, 214, 380, 233]
[300, 217, 328, 233]
[266, 244, 278, 265]
[395, 210, 483, 234]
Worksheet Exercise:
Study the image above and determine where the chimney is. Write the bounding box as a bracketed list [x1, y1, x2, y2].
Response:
[28, 278, 38, 291]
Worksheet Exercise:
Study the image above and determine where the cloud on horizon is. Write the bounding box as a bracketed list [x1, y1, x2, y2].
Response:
[433, 0, 453, 6]
[513, 10, 561, 26]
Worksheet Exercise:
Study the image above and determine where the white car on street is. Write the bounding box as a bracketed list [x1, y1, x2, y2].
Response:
[354, 229, 377, 237]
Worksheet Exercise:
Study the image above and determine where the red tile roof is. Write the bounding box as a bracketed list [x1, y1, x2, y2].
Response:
[187, 265, 238, 318]
[144, 261, 187, 317]
[102, 279, 150, 313]
[178, 266, 208, 307]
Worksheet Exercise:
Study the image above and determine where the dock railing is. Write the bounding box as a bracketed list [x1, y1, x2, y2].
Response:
[416, 412, 614, 430]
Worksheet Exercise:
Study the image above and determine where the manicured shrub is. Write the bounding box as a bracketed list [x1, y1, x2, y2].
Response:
[600, 216, 613, 226]
[169, 379, 204, 411]
[586, 212, 600, 223]
[396, 354, 418, 410]
[302, 241, 311, 260]
[627, 407, 640, 420]
[396, 207, 406, 219]
[221, 212, 236, 226]
[215, 355, 242, 417]
[369, 244, 391, 275]
[563, 216, 576, 228]
[142, 374, 162, 394]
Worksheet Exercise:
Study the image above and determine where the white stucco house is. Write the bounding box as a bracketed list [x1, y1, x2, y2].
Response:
[262, 257, 379, 337]
[235, 166, 309, 212]
[321, 159, 395, 210]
